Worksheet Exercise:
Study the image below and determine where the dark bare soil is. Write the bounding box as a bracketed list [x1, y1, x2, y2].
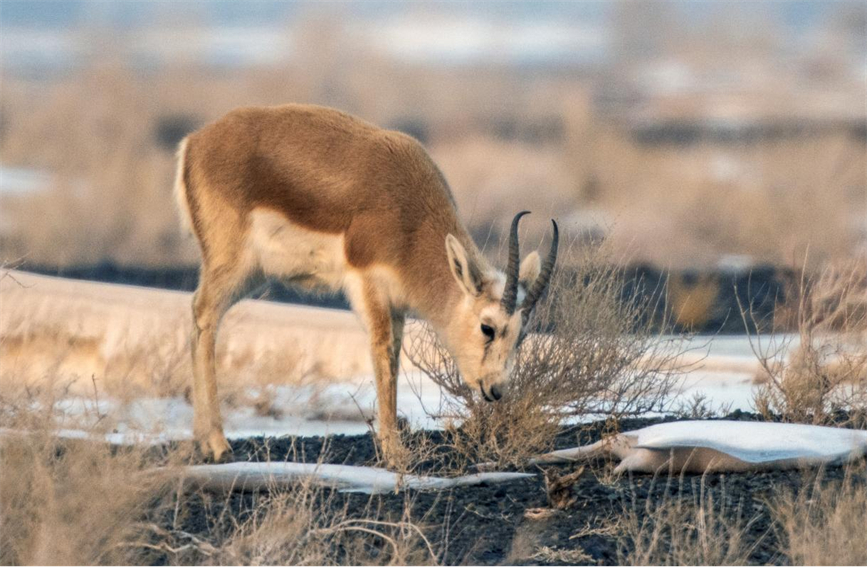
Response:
[153, 414, 865, 566]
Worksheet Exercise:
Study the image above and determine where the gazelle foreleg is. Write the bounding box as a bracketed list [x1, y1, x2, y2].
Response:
[348, 276, 406, 465]
[389, 311, 405, 383]
[388, 310, 406, 435]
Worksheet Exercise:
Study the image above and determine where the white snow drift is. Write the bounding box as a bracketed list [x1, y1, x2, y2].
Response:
[529, 420, 867, 473]
[180, 461, 533, 494]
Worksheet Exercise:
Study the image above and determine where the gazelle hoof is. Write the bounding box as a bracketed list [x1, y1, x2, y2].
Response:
[198, 430, 232, 463]
[379, 437, 410, 470]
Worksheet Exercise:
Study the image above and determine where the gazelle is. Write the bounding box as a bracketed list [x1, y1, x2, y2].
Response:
[174, 104, 558, 463]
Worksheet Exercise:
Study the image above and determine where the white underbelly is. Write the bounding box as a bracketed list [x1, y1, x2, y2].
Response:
[248, 208, 348, 290]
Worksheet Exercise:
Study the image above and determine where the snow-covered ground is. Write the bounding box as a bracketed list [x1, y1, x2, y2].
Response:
[527, 420, 867, 473]
[2, 271, 788, 441]
[670, 334, 769, 414]
[45, 334, 776, 443]
[50, 373, 449, 441]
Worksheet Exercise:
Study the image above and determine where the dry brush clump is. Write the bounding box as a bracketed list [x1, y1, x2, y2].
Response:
[747, 260, 867, 427]
[406, 238, 685, 468]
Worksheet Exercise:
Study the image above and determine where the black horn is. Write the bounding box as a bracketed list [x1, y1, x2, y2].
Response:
[521, 219, 559, 323]
[501, 211, 530, 314]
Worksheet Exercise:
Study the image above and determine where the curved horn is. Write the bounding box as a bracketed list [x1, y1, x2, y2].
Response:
[521, 219, 559, 320]
[501, 211, 530, 314]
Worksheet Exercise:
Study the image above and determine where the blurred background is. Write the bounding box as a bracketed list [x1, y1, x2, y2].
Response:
[1, 1, 865, 315]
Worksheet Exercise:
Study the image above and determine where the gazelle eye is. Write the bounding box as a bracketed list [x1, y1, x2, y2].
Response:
[480, 324, 495, 340]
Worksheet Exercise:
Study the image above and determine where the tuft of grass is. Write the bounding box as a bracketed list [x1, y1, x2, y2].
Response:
[667, 272, 720, 331]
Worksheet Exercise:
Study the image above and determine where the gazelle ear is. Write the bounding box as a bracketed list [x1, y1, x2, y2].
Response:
[445, 234, 481, 296]
[519, 251, 541, 289]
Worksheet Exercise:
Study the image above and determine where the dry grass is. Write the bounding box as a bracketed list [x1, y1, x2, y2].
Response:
[406, 237, 686, 468]
[213, 491, 436, 566]
[772, 468, 867, 566]
[748, 260, 867, 427]
[1, 48, 863, 270]
[588, 129, 866, 270]
[429, 136, 579, 237]
[0, 399, 182, 565]
[611, 466, 867, 566]
[0, 271, 377, 415]
[0, 392, 436, 566]
[667, 272, 721, 331]
[617, 476, 760, 566]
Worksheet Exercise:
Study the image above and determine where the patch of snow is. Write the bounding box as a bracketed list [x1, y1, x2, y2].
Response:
[0, 427, 176, 446]
[180, 461, 534, 494]
[529, 420, 867, 473]
[672, 371, 757, 413]
[0, 165, 52, 196]
[634, 420, 867, 465]
[41, 371, 448, 441]
[366, 16, 605, 65]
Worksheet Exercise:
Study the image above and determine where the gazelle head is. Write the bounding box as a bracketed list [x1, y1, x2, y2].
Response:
[443, 211, 559, 402]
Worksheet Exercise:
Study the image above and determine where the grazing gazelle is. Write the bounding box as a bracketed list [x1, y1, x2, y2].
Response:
[174, 104, 558, 463]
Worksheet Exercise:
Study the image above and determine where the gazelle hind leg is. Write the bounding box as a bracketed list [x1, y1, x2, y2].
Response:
[191, 263, 255, 461]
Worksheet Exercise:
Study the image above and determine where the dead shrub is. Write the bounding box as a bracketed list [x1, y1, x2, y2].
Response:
[747, 260, 867, 427]
[406, 237, 685, 468]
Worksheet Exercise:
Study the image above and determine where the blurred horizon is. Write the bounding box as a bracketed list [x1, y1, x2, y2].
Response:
[1, 0, 865, 272]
